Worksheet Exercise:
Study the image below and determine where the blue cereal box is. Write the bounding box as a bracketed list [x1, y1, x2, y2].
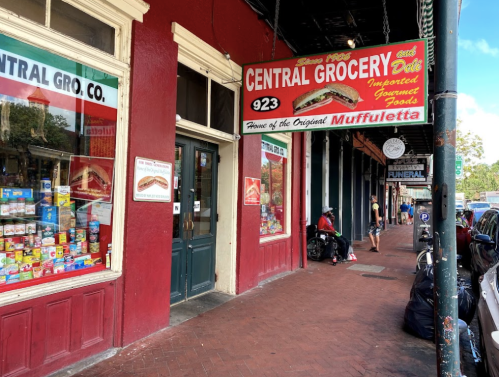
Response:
[1, 188, 33, 199]
[39, 206, 58, 225]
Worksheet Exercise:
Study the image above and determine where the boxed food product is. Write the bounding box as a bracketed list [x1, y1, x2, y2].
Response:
[75, 228, 86, 242]
[0, 252, 5, 268]
[22, 255, 38, 264]
[32, 266, 43, 278]
[64, 263, 74, 272]
[54, 186, 70, 207]
[0, 238, 4, 251]
[6, 274, 20, 284]
[0, 275, 5, 285]
[14, 250, 22, 262]
[4, 264, 19, 275]
[32, 248, 41, 259]
[39, 206, 58, 225]
[53, 263, 65, 274]
[19, 263, 33, 272]
[55, 232, 67, 244]
[55, 245, 64, 258]
[58, 207, 72, 232]
[1, 188, 33, 199]
[19, 270, 33, 281]
[41, 223, 56, 246]
[4, 239, 15, 252]
[5, 252, 15, 264]
[47, 246, 56, 259]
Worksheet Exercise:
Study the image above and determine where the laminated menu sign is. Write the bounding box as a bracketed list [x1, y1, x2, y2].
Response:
[133, 157, 172, 202]
[69, 156, 115, 202]
[242, 39, 427, 134]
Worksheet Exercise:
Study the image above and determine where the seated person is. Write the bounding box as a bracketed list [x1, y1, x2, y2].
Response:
[318, 206, 351, 261]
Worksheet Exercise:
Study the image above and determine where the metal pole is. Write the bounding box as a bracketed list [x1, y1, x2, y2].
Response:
[433, 0, 459, 375]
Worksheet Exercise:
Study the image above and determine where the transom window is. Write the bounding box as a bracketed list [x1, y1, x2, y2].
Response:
[0, 0, 115, 54]
[176, 62, 236, 135]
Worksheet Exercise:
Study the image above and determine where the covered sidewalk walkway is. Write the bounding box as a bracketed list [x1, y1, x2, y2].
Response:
[72, 225, 442, 377]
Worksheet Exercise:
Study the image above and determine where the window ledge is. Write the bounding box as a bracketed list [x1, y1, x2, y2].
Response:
[0, 270, 121, 307]
[260, 233, 291, 244]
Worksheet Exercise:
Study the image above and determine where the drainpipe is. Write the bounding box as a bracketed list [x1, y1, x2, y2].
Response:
[301, 132, 307, 268]
[433, 0, 459, 375]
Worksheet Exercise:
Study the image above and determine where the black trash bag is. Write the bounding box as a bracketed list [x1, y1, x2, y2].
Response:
[409, 264, 434, 302]
[457, 281, 476, 325]
[404, 266, 478, 340]
[404, 293, 435, 340]
[404, 265, 435, 340]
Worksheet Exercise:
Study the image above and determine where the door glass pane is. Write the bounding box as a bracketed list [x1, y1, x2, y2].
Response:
[51, 0, 115, 55]
[210, 81, 234, 134]
[176, 63, 207, 126]
[0, 0, 46, 25]
[193, 150, 212, 236]
[173, 146, 182, 239]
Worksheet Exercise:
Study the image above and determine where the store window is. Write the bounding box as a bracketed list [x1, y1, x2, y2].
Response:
[0, 0, 115, 54]
[260, 135, 287, 237]
[176, 62, 236, 135]
[0, 33, 117, 289]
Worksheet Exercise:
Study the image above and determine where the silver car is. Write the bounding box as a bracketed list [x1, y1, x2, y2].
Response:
[478, 262, 499, 376]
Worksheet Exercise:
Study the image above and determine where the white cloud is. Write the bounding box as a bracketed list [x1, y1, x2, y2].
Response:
[458, 38, 499, 56]
[457, 93, 499, 164]
[461, 0, 471, 10]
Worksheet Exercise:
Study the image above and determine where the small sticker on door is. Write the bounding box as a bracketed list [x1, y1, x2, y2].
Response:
[174, 176, 178, 189]
[194, 201, 200, 212]
[173, 202, 181, 214]
[200, 153, 207, 167]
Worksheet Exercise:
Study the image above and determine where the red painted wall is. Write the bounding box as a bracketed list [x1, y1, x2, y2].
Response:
[121, 0, 294, 346]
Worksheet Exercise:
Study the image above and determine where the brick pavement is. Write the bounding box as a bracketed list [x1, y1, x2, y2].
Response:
[73, 225, 441, 377]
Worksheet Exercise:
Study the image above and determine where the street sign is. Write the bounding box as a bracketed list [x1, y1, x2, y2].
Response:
[456, 154, 464, 178]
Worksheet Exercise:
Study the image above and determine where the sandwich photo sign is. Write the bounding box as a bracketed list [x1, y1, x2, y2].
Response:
[133, 157, 172, 202]
[69, 156, 115, 202]
[242, 39, 427, 135]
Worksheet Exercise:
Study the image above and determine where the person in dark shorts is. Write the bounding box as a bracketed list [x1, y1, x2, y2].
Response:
[368, 195, 383, 252]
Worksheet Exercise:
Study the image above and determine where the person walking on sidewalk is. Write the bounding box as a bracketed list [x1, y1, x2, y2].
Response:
[408, 203, 414, 225]
[400, 201, 409, 225]
[369, 195, 383, 252]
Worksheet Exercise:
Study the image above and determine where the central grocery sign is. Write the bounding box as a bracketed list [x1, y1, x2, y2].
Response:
[241, 39, 427, 135]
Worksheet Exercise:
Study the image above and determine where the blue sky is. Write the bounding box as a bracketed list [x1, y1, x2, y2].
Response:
[457, 0, 499, 164]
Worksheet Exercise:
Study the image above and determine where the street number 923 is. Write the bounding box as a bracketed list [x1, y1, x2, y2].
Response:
[251, 97, 280, 112]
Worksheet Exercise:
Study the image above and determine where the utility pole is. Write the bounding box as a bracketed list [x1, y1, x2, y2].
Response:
[432, 0, 459, 375]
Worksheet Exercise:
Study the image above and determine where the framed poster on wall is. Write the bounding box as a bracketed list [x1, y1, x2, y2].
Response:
[133, 157, 172, 202]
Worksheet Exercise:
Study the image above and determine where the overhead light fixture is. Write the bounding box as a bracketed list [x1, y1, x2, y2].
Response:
[347, 39, 356, 49]
[394, 126, 398, 134]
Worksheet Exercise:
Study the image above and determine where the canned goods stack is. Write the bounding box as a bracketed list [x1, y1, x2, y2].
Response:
[89, 215, 100, 254]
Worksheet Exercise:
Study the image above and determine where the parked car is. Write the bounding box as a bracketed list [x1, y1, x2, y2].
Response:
[469, 208, 499, 292]
[467, 201, 491, 210]
[478, 262, 499, 377]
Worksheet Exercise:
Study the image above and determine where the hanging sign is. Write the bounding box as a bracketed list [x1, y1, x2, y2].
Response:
[383, 138, 406, 159]
[387, 158, 428, 183]
[242, 39, 427, 135]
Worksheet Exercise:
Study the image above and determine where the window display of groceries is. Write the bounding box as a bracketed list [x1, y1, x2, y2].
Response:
[0, 180, 108, 286]
[260, 207, 283, 235]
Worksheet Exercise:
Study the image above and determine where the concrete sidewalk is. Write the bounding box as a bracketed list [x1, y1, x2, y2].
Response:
[74, 225, 441, 377]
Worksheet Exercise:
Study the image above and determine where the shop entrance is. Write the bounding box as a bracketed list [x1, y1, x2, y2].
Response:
[171, 135, 218, 304]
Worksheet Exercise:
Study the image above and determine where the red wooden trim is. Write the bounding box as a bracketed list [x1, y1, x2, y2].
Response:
[0, 265, 107, 293]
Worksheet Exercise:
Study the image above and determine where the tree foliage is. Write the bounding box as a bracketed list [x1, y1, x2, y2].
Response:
[455, 119, 499, 199]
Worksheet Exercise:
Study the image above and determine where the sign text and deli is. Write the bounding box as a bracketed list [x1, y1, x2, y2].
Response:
[387, 158, 428, 183]
[242, 40, 427, 135]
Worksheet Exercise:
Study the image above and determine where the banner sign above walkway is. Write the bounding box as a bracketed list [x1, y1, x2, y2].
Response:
[386, 158, 428, 183]
[242, 39, 427, 135]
